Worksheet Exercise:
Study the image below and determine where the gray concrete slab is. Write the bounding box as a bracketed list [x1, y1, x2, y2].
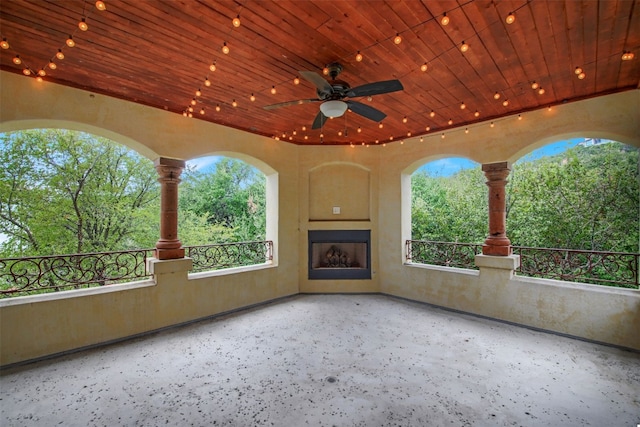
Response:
[1, 294, 639, 426]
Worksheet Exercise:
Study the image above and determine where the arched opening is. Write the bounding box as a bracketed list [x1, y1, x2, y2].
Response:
[410, 157, 484, 243]
[180, 155, 267, 244]
[508, 138, 639, 253]
[0, 128, 159, 257]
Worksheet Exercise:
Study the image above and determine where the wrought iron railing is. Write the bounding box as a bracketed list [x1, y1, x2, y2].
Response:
[406, 240, 482, 269]
[406, 240, 640, 289]
[0, 249, 154, 298]
[513, 246, 639, 289]
[186, 240, 273, 273]
[0, 241, 274, 298]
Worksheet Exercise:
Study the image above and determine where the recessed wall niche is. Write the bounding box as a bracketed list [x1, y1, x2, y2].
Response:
[308, 163, 370, 221]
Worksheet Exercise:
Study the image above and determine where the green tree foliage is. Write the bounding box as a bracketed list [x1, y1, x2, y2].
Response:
[507, 142, 639, 252]
[179, 157, 266, 244]
[412, 142, 639, 252]
[412, 166, 487, 243]
[0, 130, 159, 256]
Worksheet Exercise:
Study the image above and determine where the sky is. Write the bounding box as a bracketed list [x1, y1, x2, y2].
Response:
[418, 138, 584, 177]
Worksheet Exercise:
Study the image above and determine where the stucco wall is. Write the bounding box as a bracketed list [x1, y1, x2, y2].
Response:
[1, 71, 639, 365]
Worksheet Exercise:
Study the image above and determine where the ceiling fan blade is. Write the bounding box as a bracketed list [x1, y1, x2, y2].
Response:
[346, 79, 404, 98]
[346, 100, 387, 122]
[311, 110, 327, 129]
[299, 71, 333, 95]
[263, 98, 318, 110]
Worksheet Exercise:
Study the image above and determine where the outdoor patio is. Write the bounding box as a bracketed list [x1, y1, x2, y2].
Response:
[2, 294, 638, 426]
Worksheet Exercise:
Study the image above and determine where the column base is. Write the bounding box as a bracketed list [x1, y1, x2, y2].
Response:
[482, 244, 512, 256]
[155, 247, 185, 260]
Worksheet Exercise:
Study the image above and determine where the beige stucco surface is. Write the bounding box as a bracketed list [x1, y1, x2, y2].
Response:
[1, 71, 639, 365]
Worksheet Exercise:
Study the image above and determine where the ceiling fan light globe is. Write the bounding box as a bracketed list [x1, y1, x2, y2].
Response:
[320, 100, 348, 118]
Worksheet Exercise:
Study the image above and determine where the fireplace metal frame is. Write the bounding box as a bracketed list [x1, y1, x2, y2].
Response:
[308, 230, 371, 280]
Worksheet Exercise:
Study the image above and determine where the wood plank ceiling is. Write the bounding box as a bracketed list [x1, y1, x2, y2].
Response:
[1, 0, 639, 146]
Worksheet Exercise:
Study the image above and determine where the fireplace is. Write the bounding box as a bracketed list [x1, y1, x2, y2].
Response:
[308, 230, 371, 280]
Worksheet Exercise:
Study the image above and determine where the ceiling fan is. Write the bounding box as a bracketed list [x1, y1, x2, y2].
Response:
[263, 62, 404, 129]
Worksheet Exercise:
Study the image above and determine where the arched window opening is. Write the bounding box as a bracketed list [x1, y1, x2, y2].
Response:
[180, 156, 267, 245]
[508, 138, 639, 253]
[411, 157, 485, 243]
[0, 129, 159, 258]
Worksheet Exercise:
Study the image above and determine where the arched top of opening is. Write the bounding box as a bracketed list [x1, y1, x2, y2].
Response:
[187, 151, 277, 176]
[308, 161, 371, 174]
[403, 154, 480, 176]
[0, 119, 157, 160]
[510, 130, 640, 164]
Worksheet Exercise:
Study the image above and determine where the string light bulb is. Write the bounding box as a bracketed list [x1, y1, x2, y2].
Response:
[394, 33, 402, 44]
[538, 87, 545, 95]
[232, 99, 238, 107]
[502, 99, 509, 106]
[22, 68, 31, 76]
[195, 88, 202, 97]
[505, 12, 515, 24]
[209, 62, 217, 72]
[447, 118, 453, 125]
[66, 35, 75, 47]
[518, 114, 522, 120]
[378, 122, 384, 129]
[460, 41, 469, 52]
[441, 12, 449, 26]
[95, 1, 106, 11]
[494, 92, 501, 100]
[578, 72, 586, 79]
[465, 128, 469, 134]
[78, 18, 88, 31]
[302, 126, 306, 131]
[56, 49, 65, 60]
[188, 106, 193, 112]
[402, 116, 408, 123]
[36, 76, 43, 82]
[232, 14, 241, 28]
[490, 121, 495, 128]
[1, 38, 9, 49]
[621, 51, 635, 61]
[48, 60, 57, 70]
[250, 93, 256, 102]
[190, 98, 197, 105]
[200, 108, 205, 115]
[474, 110, 480, 117]
[531, 81, 539, 90]
[293, 77, 300, 85]
[12, 55, 21, 65]
[574, 66, 583, 75]
[322, 67, 329, 75]
[215, 104, 221, 112]
[441, 133, 445, 139]
[357, 127, 362, 133]
[38, 69, 46, 77]
[222, 42, 229, 54]
[355, 51, 363, 62]
[425, 126, 431, 131]
[460, 102, 466, 110]
[420, 63, 428, 72]
[204, 77, 211, 87]
[271, 86, 276, 94]
[429, 110, 435, 118]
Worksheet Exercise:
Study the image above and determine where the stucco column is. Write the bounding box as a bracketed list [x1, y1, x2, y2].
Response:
[154, 157, 185, 260]
[482, 162, 512, 256]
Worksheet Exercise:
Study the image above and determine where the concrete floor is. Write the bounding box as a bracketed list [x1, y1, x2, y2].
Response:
[1, 294, 639, 426]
